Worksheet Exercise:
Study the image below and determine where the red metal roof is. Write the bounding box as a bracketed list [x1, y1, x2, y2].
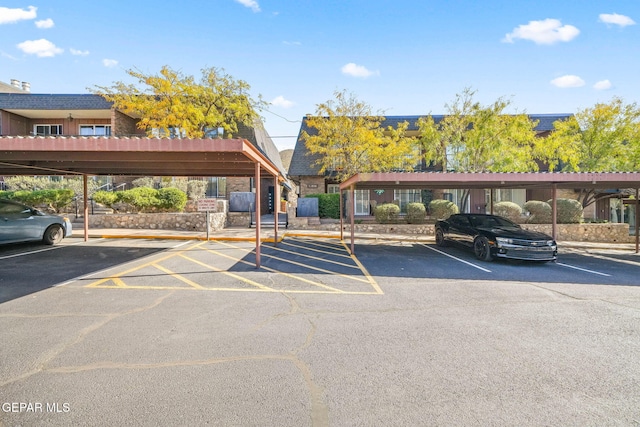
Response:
[0, 136, 282, 178]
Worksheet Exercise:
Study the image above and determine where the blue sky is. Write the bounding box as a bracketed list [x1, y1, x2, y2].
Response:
[1, 1, 638, 150]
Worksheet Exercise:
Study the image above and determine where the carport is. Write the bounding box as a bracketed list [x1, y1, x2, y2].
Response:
[0, 136, 286, 267]
[339, 172, 640, 254]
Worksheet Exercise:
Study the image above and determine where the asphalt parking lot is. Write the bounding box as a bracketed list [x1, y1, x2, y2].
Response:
[1, 236, 640, 426]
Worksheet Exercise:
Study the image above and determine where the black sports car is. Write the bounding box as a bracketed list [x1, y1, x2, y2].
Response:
[434, 213, 557, 262]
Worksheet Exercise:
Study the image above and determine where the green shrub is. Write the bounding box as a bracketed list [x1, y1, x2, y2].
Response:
[548, 198, 583, 223]
[406, 202, 427, 224]
[493, 201, 523, 223]
[374, 203, 400, 223]
[93, 191, 119, 208]
[524, 200, 551, 223]
[118, 187, 159, 212]
[157, 187, 187, 211]
[0, 189, 73, 212]
[306, 193, 340, 219]
[429, 199, 459, 220]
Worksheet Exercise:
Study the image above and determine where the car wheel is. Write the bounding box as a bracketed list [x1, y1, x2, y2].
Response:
[473, 236, 493, 261]
[43, 224, 64, 245]
[435, 228, 447, 247]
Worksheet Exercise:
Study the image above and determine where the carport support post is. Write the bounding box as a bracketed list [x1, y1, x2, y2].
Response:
[83, 175, 89, 242]
[255, 162, 261, 269]
[339, 189, 344, 241]
[636, 189, 639, 254]
[274, 175, 279, 247]
[551, 184, 558, 241]
[350, 184, 355, 255]
[490, 189, 494, 215]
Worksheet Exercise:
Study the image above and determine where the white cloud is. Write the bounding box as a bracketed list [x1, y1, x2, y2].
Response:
[0, 6, 37, 24]
[593, 79, 613, 90]
[270, 95, 294, 108]
[16, 39, 63, 57]
[283, 41, 301, 46]
[235, 0, 260, 12]
[599, 13, 636, 27]
[551, 75, 585, 88]
[35, 18, 54, 29]
[70, 48, 90, 56]
[102, 58, 118, 68]
[341, 63, 379, 78]
[503, 19, 580, 45]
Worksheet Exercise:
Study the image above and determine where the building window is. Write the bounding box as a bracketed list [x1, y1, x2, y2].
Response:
[207, 177, 227, 198]
[34, 125, 62, 136]
[394, 189, 421, 212]
[327, 184, 340, 194]
[354, 189, 370, 216]
[80, 125, 111, 136]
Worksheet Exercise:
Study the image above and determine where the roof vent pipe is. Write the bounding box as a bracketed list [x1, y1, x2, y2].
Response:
[21, 82, 30, 92]
[10, 79, 20, 88]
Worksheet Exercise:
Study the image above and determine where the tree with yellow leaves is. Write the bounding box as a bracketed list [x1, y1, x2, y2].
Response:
[92, 66, 265, 138]
[301, 90, 420, 182]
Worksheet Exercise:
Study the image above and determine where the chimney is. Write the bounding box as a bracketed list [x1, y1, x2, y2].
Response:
[10, 79, 20, 88]
[21, 82, 31, 92]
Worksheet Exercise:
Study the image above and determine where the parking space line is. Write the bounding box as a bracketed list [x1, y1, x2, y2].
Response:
[420, 244, 492, 273]
[339, 241, 384, 294]
[178, 252, 275, 291]
[280, 240, 352, 259]
[287, 237, 346, 252]
[213, 241, 371, 284]
[266, 245, 360, 270]
[201, 246, 346, 293]
[556, 262, 612, 277]
[153, 262, 207, 289]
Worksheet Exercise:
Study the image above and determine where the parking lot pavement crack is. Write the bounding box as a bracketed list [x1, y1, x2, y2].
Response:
[0, 291, 175, 388]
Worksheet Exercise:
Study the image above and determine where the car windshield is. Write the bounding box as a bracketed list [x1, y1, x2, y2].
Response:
[469, 215, 518, 228]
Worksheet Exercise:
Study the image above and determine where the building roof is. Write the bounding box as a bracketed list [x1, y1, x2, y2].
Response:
[0, 92, 289, 185]
[288, 114, 572, 177]
[0, 93, 113, 110]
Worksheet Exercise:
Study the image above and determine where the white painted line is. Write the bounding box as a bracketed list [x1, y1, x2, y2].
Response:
[0, 240, 86, 260]
[421, 244, 492, 273]
[556, 262, 612, 277]
[57, 239, 195, 287]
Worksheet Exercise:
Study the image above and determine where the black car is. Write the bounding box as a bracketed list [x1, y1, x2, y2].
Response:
[434, 213, 557, 262]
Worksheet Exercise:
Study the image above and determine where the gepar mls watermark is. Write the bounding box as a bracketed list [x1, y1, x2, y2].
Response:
[2, 402, 70, 413]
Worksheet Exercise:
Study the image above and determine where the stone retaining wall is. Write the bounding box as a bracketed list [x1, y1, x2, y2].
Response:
[89, 212, 227, 232]
[86, 211, 634, 243]
[287, 219, 634, 243]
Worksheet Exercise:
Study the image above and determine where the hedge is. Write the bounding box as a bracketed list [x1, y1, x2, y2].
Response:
[524, 200, 551, 224]
[547, 198, 583, 223]
[493, 201, 523, 223]
[306, 193, 340, 219]
[429, 199, 459, 220]
[93, 187, 188, 213]
[406, 202, 427, 224]
[374, 203, 400, 223]
[0, 189, 74, 213]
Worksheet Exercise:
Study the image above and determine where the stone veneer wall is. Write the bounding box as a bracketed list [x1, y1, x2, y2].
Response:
[89, 212, 227, 232]
[287, 219, 634, 243]
[89, 200, 229, 232]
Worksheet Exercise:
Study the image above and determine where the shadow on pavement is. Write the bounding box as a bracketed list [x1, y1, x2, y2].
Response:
[0, 243, 165, 304]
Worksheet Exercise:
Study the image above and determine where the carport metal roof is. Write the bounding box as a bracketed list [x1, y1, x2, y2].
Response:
[340, 171, 640, 191]
[0, 136, 281, 177]
[0, 135, 285, 268]
[339, 172, 640, 254]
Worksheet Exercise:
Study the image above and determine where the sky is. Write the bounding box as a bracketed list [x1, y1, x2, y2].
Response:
[1, 1, 639, 151]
